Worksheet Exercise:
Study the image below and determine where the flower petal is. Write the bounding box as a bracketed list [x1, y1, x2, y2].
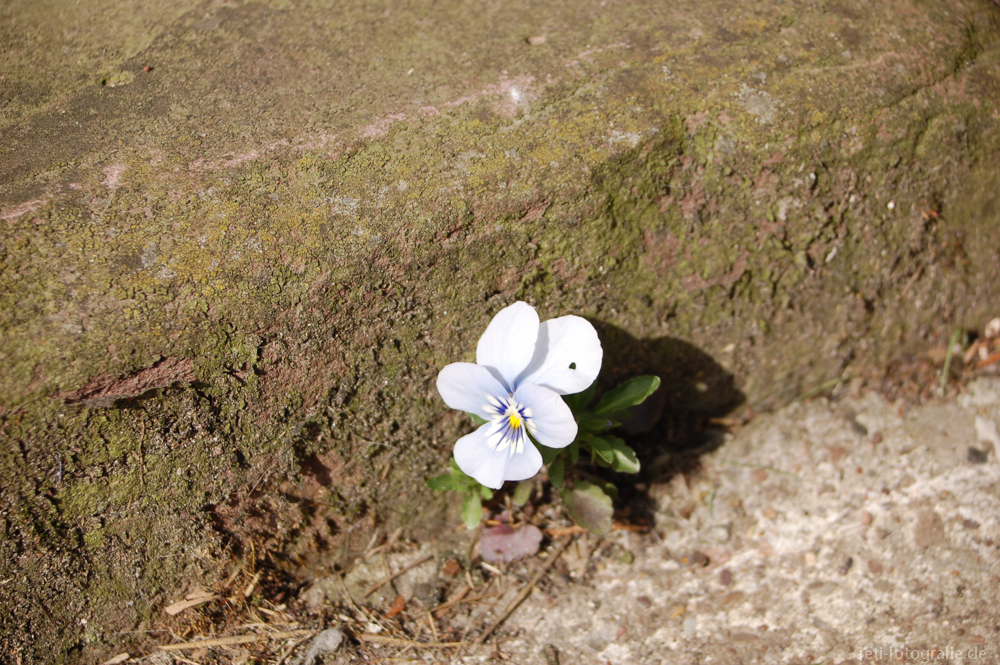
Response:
[436, 362, 507, 420]
[453, 424, 513, 489]
[514, 382, 578, 448]
[516, 316, 603, 395]
[503, 439, 544, 482]
[476, 301, 539, 390]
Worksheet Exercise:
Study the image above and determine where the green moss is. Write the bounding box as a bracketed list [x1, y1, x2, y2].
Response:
[4, 0, 1000, 661]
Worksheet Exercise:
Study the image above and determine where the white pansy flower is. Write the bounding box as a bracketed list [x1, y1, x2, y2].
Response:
[436, 301, 603, 489]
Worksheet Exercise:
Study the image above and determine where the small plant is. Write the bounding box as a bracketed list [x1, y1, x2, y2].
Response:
[428, 301, 660, 534]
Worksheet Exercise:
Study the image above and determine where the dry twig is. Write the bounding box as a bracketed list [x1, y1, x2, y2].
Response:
[158, 629, 313, 651]
[544, 523, 647, 537]
[977, 350, 1000, 369]
[356, 634, 465, 649]
[363, 556, 433, 598]
[163, 594, 218, 616]
[274, 632, 315, 665]
[431, 585, 470, 617]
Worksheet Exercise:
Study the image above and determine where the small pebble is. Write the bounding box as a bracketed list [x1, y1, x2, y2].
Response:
[636, 595, 652, 608]
[962, 518, 980, 530]
[838, 557, 854, 575]
[441, 559, 461, 577]
[722, 591, 744, 605]
[683, 614, 697, 637]
[967, 447, 989, 464]
[691, 551, 709, 567]
[805, 552, 817, 566]
[751, 469, 768, 483]
[719, 569, 733, 585]
[986, 317, 1000, 338]
[527, 35, 547, 45]
[860, 511, 873, 526]
[300, 628, 344, 665]
[871, 432, 883, 444]
[868, 559, 883, 574]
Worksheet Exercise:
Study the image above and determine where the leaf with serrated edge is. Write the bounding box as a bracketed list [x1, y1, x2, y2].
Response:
[607, 436, 640, 473]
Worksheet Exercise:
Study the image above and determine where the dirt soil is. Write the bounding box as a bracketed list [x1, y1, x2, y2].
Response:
[3, 0, 1000, 662]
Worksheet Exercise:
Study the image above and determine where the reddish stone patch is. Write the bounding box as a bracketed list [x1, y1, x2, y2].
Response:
[518, 195, 552, 222]
[642, 229, 681, 277]
[680, 254, 748, 292]
[57, 357, 195, 407]
[679, 179, 705, 219]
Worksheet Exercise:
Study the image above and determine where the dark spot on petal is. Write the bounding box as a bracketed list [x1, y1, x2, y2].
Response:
[569, 362, 577, 370]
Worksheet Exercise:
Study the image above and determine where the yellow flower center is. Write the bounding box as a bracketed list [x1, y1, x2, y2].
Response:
[508, 412, 523, 430]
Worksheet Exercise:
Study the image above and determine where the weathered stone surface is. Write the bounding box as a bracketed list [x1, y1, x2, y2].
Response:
[2, 0, 1000, 661]
[478, 381, 1000, 665]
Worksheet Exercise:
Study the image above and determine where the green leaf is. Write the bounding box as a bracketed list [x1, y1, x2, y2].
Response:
[512, 480, 534, 506]
[560, 481, 614, 536]
[563, 381, 597, 413]
[461, 492, 483, 529]
[467, 413, 488, 425]
[600, 410, 630, 425]
[449, 458, 477, 486]
[426, 473, 458, 491]
[577, 413, 615, 433]
[536, 441, 560, 465]
[479, 485, 494, 500]
[606, 436, 640, 474]
[568, 440, 580, 465]
[594, 376, 661, 417]
[577, 471, 619, 499]
[548, 455, 566, 489]
[585, 436, 615, 464]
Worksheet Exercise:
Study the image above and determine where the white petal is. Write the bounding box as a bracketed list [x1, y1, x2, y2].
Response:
[476, 301, 539, 390]
[516, 315, 603, 395]
[514, 382, 577, 449]
[453, 424, 512, 489]
[436, 363, 507, 420]
[503, 439, 543, 482]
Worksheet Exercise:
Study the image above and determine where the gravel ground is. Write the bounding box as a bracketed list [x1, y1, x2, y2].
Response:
[309, 378, 1000, 665]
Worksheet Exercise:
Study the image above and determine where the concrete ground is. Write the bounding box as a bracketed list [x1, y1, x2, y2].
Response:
[299, 377, 1000, 665]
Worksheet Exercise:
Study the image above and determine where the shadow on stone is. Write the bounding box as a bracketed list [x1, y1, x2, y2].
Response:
[588, 322, 746, 520]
